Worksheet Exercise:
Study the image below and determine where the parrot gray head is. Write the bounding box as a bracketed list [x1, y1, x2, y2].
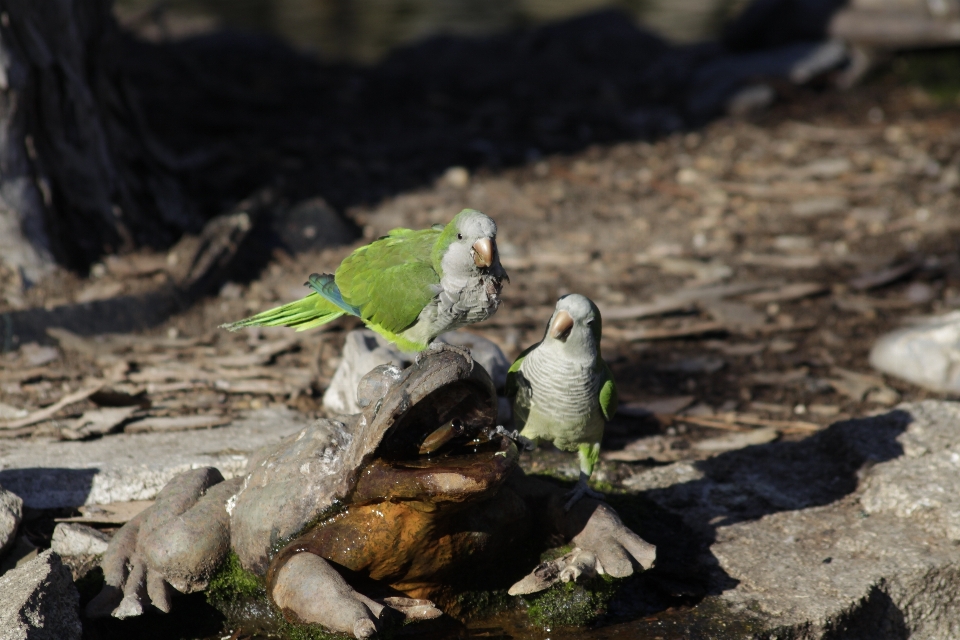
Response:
[543, 294, 602, 359]
[437, 209, 508, 282]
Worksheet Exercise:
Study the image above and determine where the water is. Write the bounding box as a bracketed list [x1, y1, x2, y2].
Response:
[114, 0, 744, 63]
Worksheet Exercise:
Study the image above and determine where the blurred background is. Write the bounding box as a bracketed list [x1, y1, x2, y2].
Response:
[112, 0, 750, 61]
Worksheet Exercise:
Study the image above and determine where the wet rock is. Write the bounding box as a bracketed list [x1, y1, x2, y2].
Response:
[0, 485, 23, 558]
[626, 400, 960, 638]
[0, 408, 306, 508]
[869, 311, 960, 392]
[322, 329, 509, 415]
[0, 550, 81, 640]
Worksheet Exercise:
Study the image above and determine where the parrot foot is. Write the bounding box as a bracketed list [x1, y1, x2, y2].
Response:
[416, 341, 473, 366]
[494, 425, 536, 451]
[564, 478, 605, 511]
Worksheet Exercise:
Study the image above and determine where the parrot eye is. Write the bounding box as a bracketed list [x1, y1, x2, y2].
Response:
[457, 233, 463, 240]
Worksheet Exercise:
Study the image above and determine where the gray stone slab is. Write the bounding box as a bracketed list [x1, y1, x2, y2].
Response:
[0, 550, 81, 640]
[625, 400, 960, 639]
[0, 408, 308, 509]
[0, 486, 22, 557]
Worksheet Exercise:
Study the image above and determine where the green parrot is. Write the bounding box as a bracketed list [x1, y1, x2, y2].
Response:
[222, 209, 508, 352]
[506, 294, 618, 510]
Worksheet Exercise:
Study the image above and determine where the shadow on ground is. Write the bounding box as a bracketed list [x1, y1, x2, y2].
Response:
[601, 409, 911, 630]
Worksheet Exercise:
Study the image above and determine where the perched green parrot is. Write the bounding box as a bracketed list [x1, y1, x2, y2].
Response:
[506, 294, 617, 510]
[222, 209, 508, 352]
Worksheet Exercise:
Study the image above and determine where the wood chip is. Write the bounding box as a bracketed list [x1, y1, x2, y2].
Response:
[213, 379, 294, 395]
[705, 341, 766, 356]
[129, 365, 310, 384]
[738, 253, 823, 269]
[252, 337, 300, 357]
[790, 197, 848, 217]
[60, 406, 139, 440]
[0, 367, 68, 383]
[105, 253, 169, 278]
[604, 435, 687, 462]
[741, 282, 827, 303]
[618, 396, 695, 417]
[747, 368, 810, 386]
[692, 426, 780, 451]
[124, 414, 230, 434]
[600, 282, 775, 321]
[848, 259, 921, 291]
[675, 412, 820, 433]
[781, 122, 876, 145]
[718, 181, 846, 201]
[204, 353, 272, 368]
[609, 321, 727, 342]
[500, 252, 592, 270]
[703, 300, 767, 331]
[826, 367, 899, 404]
[0, 382, 105, 430]
[75, 280, 124, 304]
[46, 328, 106, 357]
[56, 500, 154, 525]
[750, 401, 792, 414]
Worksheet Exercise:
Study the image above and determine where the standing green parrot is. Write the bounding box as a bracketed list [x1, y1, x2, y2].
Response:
[506, 294, 617, 510]
[222, 209, 508, 352]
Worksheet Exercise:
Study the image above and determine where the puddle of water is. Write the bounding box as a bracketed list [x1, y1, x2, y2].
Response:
[114, 0, 743, 63]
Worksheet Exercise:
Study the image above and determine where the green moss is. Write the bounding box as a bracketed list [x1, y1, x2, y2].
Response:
[206, 552, 358, 640]
[455, 588, 514, 620]
[277, 620, 352, 640]
[539, 545, 573, 563]
[206, 552, 265, 607]
[523, 574, 621, 628]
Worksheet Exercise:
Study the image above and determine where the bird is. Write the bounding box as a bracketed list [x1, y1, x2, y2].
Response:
[222, 209, 508, 352]
[506, 294, 617, 510]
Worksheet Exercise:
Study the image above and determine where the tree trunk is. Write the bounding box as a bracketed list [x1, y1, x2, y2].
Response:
[0, 0, 202, 280]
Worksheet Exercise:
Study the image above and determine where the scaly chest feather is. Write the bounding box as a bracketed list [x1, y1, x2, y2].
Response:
[514, 349, 604, 450]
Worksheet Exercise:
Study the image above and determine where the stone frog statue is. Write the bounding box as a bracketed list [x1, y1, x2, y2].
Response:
[86, 349, 656, 638]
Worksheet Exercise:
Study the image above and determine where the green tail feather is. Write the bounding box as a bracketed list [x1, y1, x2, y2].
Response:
[220, 293, 345, 332]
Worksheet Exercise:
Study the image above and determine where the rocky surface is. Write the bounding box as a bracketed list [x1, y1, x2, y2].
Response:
[51, 522, 111, 582]
[0, 485, 23, 558]
[626, 400, 960, 639]
[0, 550, 81, 640]
[51, 523, 111, 557]
[870, 310, 960, 393]
[0, 408, 307, 508]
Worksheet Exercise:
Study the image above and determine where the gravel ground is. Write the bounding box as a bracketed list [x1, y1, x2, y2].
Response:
[2, 75, 960, 502]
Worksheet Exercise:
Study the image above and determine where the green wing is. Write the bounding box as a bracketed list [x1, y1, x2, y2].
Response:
[505, 343, 538, 401]
[506, 344, 538, 431]
[335, 227, 442, 334]
[598, 359, 618, 421]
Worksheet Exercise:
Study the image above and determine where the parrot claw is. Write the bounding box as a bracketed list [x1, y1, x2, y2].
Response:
[494, 425, 536, 451]
[417, 341, 473, 366]
[564, 478, 605, 511]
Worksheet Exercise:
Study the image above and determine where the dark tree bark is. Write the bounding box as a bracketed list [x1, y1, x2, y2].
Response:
[0, 0, 201, 278]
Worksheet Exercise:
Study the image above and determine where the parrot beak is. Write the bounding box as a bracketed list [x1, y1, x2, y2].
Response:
[550, 310, 574, 341]
[472, 238, 493, 268]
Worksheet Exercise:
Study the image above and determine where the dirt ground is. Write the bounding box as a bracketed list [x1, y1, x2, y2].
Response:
[2, 75, 960, 578]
